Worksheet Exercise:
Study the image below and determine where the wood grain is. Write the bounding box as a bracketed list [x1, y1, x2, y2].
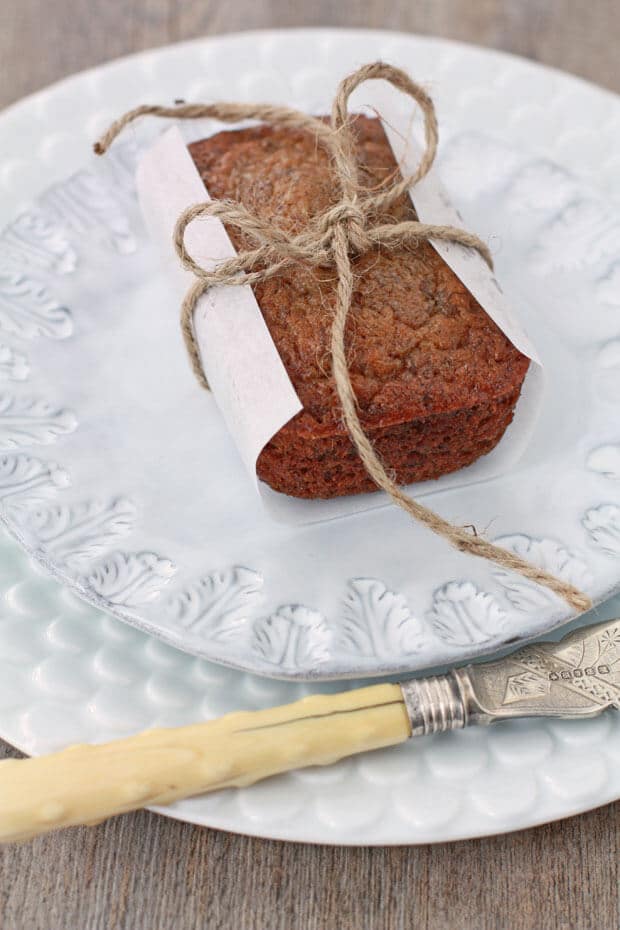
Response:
[1, 3, 619, 928]
[1, 0, 620, 110]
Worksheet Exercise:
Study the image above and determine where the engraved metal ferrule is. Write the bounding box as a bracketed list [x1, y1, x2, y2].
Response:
[400, 673, 468, 737]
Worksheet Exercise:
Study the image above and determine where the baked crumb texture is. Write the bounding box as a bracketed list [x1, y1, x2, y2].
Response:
[189, 117, 530, 499]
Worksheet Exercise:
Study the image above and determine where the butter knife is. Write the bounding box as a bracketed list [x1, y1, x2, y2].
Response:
[1, 618, 619, 843]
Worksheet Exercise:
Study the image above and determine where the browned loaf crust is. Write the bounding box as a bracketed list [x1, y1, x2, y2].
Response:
[188, 117, 530, 499]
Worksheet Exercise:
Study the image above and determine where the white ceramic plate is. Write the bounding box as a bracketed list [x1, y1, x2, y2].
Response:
[1, 28, 620, 844]
[0, 30, 619, 681]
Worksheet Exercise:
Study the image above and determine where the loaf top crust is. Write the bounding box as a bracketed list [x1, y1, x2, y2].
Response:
[188, 116, 529, 439]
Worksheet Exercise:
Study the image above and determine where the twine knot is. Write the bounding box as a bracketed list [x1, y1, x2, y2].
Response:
[94, 61, 592, 615]
[318, 199, 370, 254]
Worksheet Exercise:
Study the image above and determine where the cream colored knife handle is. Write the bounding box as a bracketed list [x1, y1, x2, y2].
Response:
[0, 683, 410, 843]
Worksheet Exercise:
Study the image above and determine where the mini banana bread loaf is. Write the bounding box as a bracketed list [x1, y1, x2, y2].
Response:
[188, 116, 530, 499]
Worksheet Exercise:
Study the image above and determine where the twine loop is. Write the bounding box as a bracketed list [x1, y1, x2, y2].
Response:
[94, 61, 592, 614]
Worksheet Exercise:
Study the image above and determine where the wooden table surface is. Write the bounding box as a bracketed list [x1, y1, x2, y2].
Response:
[1, 2, 618, 928]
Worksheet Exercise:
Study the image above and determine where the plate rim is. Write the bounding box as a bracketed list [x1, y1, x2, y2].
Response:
[4, 27, 620, 127]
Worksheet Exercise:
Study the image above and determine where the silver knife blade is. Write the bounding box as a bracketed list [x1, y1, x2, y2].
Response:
[401, 619, 620, 736]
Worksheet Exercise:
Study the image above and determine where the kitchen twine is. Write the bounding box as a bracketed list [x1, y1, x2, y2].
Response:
[94, 61, 591, 613]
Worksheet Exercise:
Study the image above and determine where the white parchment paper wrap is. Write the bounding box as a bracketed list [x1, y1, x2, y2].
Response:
[136, 114, 543, 523]
[136, 126, 302, 481]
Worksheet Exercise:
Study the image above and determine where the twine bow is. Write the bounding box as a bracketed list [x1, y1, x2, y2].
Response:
[95, 61, 591, 614]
